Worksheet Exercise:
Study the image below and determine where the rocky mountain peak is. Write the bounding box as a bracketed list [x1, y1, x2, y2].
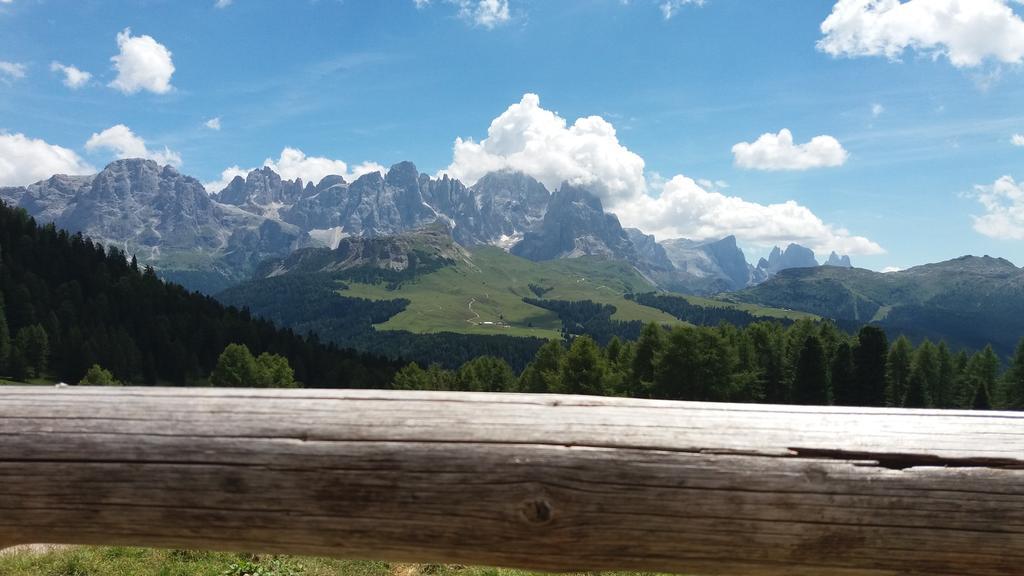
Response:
[825, 251, 853, 268]
[385, 161, 420, 190]
[757, 243, 818, 276]
[316, 174, 346, 190]
[512, 183, 635, 261]
[658, 234, 755, 292]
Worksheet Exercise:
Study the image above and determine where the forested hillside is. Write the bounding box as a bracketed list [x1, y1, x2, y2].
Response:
[733, 257, 1024, 356]
[396, 320, 1024, 410]
[0, 202, 398, 387]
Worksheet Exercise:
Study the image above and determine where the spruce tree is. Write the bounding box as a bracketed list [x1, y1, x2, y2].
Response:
[14, 325, 49, 379]
[632, 322, 664, 386]
[518, 340, 564, 394]
[853, 326, 888, 407]
[557, 336, 608, 396]
[952, 350, 972, 408]
[1001, 338, 1024, 410]
[906, 340, 937, 408]
[830, 342, 857, 406]
[972, 381, 992, 410]
[0, 295, 10, 375]
[455, 356, 515, 393]
[933, 342, 956, 408]
[965, 346, 1001, 410]
[792, 335, 829, 405]
[886, 336, 913, 407]
[748, 322, 787, 403]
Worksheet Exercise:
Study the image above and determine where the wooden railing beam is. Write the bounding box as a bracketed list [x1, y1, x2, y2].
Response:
[1, 387, 1022, 576]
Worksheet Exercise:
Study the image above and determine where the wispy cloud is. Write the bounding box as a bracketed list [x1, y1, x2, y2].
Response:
[0, 60, 26, 81]
[414, 0, 511, 29]
[50, 61, 92, 89]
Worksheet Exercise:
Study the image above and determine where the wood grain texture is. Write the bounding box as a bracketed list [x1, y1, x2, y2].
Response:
[0, 387, 1022, 576]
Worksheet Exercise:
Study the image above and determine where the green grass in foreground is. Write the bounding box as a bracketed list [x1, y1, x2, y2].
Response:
[0, 546, 666, 576]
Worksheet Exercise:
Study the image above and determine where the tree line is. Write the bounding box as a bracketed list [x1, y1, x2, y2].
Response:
[219, 274, 548, 371]
[0, 202, 399, 388]
[393, 320, 1024, 410]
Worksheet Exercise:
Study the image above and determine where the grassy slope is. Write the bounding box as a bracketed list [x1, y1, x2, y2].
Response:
[0, 547, 663, 576]
[340, 247, 809, 339]
[683, 294, 817, 321]
[341, 247, 680, 339]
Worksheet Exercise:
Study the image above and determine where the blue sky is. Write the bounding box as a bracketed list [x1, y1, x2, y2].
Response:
[2, 0, 1024, 271]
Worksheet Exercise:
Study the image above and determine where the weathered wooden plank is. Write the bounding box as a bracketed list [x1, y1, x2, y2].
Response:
[0, 387, 1021, 576]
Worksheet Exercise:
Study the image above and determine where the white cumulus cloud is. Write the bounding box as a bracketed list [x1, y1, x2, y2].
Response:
[415, 0, 511, 28]
[442, 93, 882, 255]
[215, 0, 233, 7]
[732, 128, 849, 171]
[818, 0, 1024, 68]
[109, 28, 175, 95]
[1012, 133, 1024, 146]
[444, 93, 647, 205]
[0, 60, 26, 80]
[84, 124, 182, 167]
[205, 117, 222, 131]
[50, 61, 92, 89]
[204, 148, 386, 193]
[872, 103, 885, 117]
[0, 132, 95, 187]
[616, 175, 883, 256]
[970, 175, 1024, 240]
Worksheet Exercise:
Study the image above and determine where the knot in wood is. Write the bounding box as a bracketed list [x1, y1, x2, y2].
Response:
[519, 498, 554, 526]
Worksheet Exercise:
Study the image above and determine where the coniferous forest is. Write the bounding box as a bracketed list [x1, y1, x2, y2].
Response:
[395, 321, 1024, 410]
[0, 203, 399, 388]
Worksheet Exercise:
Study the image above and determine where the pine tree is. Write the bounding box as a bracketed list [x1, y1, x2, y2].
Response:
[906, 340, 937, 408]
[853, 326, 888, 407]
[557, 336, 608, 396]
[0, 295, 10, 375]
[632, 322, 664, 387]
[952, 350, 972, 408]
[792, 335, 829, 405]
[14, 324, 49, 379]
[455, 356, 515, 392]
[1001, 338, 1024, 410]
[933, 342, 956, 408]
[518, 340, 565, 394]
[973, 380, 992, 410]
[886, 336, 913, 407]
[965, 346, 1001, 410]
[830, 341, 857, 406]
[748, 322, 787, 403]
[605, 337, 623, 364]
[653, 326, 738, 402]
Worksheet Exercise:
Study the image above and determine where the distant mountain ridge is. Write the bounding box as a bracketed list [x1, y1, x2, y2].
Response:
[2, 158, 852, 295]
[732, 255, 1024, 355]
[0, 159, 306, 293]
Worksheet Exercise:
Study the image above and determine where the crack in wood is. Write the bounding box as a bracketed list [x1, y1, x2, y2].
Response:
[788, 448, 1024, 471]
